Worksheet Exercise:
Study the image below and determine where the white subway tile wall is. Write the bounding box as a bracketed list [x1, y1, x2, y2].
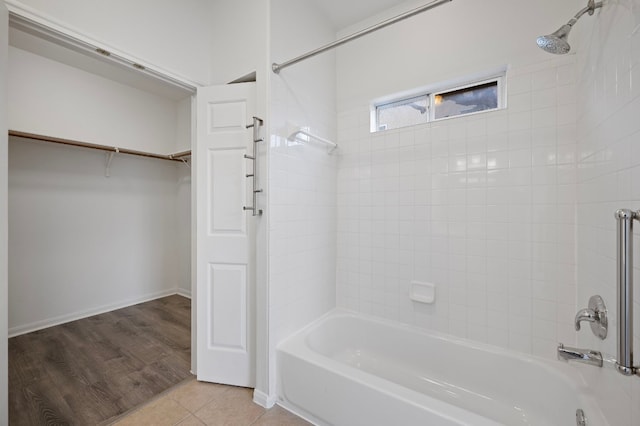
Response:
[337, 56, 578, 360]
[268, 0, 338, 398]
[575, 1, 640, 424]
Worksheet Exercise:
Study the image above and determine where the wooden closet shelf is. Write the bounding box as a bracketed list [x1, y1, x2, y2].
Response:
[9, 130, 191, 162]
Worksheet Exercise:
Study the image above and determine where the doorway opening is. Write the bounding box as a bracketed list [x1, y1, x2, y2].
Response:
[7, 11, 197, 423]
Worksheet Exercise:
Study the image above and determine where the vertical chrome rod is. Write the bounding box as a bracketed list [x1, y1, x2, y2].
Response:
[243, 117, 263, 216]
[615, 209, 636, 375]
[251, 117, 263, 216]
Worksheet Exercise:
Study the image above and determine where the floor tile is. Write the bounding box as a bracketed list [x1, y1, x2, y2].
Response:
[112, 395, 190, 426]
[169, 379, 229, 412]
[194, 387, 266, 426]
[176, 414, 207, 425]
[252, 406, 313, 426]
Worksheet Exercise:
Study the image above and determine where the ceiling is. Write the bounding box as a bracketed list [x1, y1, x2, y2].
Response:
[309, 0, 409, 30]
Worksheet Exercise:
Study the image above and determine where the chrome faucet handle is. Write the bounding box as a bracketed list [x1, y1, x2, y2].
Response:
[574, 308, 596, 330]
[574, 295, 607, 340]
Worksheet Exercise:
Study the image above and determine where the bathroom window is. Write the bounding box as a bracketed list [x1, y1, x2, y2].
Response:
[376, 95, 429, 131]
[433, 81, 499, 120]
[372, 72, 505, 132]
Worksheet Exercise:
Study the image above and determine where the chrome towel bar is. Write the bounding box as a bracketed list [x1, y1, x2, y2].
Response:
[615, 209, 640, 376]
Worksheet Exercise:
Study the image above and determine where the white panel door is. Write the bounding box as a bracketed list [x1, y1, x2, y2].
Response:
[196, 83, 256, 387]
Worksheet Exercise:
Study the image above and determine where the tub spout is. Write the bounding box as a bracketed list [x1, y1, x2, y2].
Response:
[557, 343, 603, 367]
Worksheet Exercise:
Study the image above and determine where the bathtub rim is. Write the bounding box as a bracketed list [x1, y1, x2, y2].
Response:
[276, 308, 608, 426]
[279, 307, 588, 387]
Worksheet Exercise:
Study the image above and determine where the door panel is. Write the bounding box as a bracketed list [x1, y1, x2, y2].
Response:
[209, 264, 246, 349]
[208, 149, 246, 234]
[196, 83, 255, 387]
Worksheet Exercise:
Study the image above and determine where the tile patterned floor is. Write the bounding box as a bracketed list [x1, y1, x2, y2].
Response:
[108, 378, 312, 426]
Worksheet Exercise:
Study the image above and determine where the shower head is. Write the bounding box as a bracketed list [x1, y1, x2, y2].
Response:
[537, 24, 573, 54]
[537, 0, 602, 55]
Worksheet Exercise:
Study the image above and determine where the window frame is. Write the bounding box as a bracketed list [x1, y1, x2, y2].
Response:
[375, 93, 429, 132]
[370, 70, 506, 132]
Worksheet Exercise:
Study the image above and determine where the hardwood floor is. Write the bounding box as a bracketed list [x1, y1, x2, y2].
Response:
[9, 295, 192, 425]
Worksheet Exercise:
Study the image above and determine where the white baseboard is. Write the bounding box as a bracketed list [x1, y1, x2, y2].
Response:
[253, 389, 277, 409]
[176, 287, 191, 299]
[8, 288, 179, 337]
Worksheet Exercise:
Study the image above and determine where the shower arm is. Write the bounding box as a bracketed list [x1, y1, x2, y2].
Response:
[567, 1, 602, 27]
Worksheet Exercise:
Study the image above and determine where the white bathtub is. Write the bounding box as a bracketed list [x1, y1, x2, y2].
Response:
[277, 310, 607, 426]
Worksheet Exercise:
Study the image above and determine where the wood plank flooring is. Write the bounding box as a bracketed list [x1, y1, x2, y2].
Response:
[9, 295, 192, 425]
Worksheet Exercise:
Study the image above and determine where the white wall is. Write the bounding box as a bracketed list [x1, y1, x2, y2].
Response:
[575, 1, 640, 424]
[8, 137, 188, 335]
[0, 3, 9, 425]
[209, 0, 264, 85]
[8, 38, 192, 335]
[175, 97, 193, 152]
[176, 166, 191, 297]
[335, 0, 580, 359]
[175, 97, 192, 299]
[337, 57, 578, 358]
[8, 0, 211, 85]
[9, 46, 181, 154]
[268, 0, 337, 398]
[336, 0, 577, 110]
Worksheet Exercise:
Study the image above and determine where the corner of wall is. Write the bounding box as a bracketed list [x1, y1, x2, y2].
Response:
[267, 0, 338, 401]
[253, 388, 277, 409]
[0, 3, 9, 424]
[574, 0, 640, 423]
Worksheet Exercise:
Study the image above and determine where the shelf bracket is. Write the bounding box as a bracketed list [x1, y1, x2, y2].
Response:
[105, 150, 117, 177]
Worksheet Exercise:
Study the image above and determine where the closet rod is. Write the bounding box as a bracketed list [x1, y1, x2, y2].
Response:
[271, 0, 452, 74]
[9, 130, 190, 162]
[170, 150, 192, 159]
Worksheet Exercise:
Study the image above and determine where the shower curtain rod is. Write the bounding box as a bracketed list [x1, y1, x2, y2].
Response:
[271, 0, 453, 74]
[9, 130, 191, 162]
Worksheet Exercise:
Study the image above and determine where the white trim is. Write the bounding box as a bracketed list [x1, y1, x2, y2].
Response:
[8, 289, 179, 337]
[190, 93, 198, 376]
[5, 0, 203, 91]
[1, 2, 9, 424]
[177, 287, 192, 299]
[253, 389, 277, 408]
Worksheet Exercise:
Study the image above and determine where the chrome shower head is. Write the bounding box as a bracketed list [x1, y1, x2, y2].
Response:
[537, 24, 573, 55]
[537, 0, 602, 55]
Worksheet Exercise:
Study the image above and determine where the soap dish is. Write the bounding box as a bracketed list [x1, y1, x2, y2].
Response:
[410, 281, 435, 304]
